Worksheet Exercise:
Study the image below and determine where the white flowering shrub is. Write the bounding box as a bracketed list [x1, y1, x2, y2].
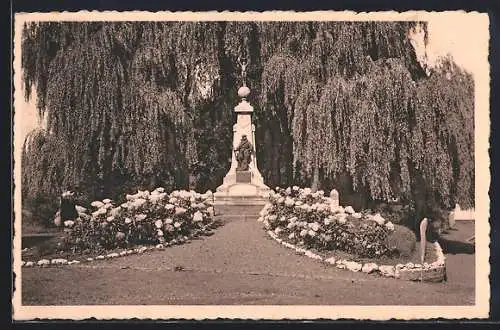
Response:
[61, 188, 216, 253]
[261, 187, 399, 258]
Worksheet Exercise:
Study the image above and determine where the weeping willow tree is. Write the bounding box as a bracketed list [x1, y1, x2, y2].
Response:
[21, 21, 474, 223]
[257, 22, 473, 211]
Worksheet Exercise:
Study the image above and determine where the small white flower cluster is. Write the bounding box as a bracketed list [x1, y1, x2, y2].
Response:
[84, 188, 214, 226]
[267, 187, 395, 231]
[59, 187, 216, 249]
[266, 224, 446, 282]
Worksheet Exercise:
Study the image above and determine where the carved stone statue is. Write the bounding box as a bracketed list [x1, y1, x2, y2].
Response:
[234, 135, 253, 171]
[237, 56, 248, 87]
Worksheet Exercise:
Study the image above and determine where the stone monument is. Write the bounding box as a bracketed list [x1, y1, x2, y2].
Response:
[214, 56, 270, 205]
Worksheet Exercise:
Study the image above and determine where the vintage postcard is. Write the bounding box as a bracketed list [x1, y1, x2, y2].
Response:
[12, 10, 490, 320]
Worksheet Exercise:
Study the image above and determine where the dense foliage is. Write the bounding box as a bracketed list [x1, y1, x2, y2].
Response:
[260, 186, 406, 258]
[20, 22, 474, 223]
[59, 187, 216, 253]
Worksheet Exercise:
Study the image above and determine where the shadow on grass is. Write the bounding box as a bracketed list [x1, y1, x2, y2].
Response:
[22, 234, 59, 249]
[438, 237, 475, 255]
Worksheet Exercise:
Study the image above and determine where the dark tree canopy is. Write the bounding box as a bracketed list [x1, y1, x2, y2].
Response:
[20, 21, 474, 221]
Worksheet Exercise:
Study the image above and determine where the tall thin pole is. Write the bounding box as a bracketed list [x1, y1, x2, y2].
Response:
[419, 217, 428, 282]
[251, 122, 256, 180]
[212, 192, 216, 216]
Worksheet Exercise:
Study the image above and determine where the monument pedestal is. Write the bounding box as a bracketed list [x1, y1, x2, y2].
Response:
[215, 169, 270, 205]
[236, 171, 252, 183]
[214, 87, 270, 206]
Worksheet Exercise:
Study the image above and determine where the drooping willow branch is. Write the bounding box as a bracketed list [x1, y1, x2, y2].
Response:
[21, 21, 474, 219]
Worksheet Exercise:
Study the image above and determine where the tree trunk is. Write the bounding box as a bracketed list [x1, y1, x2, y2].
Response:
[311, 166, 320, 192]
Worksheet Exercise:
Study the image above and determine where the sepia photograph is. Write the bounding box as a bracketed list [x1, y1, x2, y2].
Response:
[12, 10, 490, 320]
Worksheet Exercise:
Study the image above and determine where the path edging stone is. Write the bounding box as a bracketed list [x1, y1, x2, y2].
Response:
[261, 203, 446, 282]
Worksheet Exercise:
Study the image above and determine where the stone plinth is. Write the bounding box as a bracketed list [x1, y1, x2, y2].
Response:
[236, 171, 252, 183]
[215, 95, 270, 206]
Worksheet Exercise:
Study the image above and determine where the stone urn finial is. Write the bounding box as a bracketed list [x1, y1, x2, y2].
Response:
[238, 86, 250, 99]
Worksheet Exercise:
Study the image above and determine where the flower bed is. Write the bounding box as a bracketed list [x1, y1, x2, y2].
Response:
[260, 187, 399, 258]
[22, 188, 219, 267]
[260, 187, 446, 282]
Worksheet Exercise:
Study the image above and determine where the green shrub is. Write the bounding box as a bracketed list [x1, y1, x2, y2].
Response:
[22, 195, 60, 228]
[260, 187, 400, 258]
[60, 188, 215, 253]
[385, 224, 416, 258]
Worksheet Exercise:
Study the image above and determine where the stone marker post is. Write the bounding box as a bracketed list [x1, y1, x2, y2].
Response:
[330, 189, 339, 210]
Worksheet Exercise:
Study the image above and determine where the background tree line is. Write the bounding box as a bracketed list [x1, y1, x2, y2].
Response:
[20, 21, 474, 226]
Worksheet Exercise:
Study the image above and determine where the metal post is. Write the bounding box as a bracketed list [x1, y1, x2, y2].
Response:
[251, 122, 256, 181]
[212, 192, 216, 216]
